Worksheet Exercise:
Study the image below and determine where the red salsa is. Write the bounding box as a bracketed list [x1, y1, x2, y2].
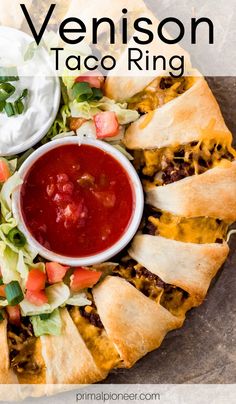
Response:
[21, 144, 134, 257]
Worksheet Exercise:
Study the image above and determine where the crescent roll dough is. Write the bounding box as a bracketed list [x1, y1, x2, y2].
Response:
[124, 77, 232, 150]
[104, 10, 191, 101]
[0, 320, 18, 384]
[40, 309, 104, 386]
[93, 276, 183, 368]
[146, 161, 236, 222]
[129, 235, 229, 303]
[17, 309, 104, 397]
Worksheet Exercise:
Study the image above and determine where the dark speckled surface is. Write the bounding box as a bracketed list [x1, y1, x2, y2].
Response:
[102, 77, 236, 385]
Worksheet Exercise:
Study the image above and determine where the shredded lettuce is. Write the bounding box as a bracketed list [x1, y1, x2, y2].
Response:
[16, 250, 29, 285]
[113, 145, 134, 161]
[20, 282, 70, 316]
[76, 120, 96, 139]
[0, 173, 38, 265]
[66, 292, 91, 307]
[70, 96, 139, 125]
[44, 104, 71, 141]
[30, 309, 62, 337]
[0, 243, 20, 284]
[0, 172, 22, 221]
[62, 76, 76, 91]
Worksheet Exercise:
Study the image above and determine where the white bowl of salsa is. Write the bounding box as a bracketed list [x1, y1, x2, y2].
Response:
[12, 137, 144, 266]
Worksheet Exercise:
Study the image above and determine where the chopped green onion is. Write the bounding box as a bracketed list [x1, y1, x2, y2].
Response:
[72, 82, 93, 102]
[39, 313, 51, 320]
[92, 87, 103, 101]
[0, 278, 3, 286]
[14, 99, 24, 114]
[4, 102, 15, 117]
[0, 83, 15, 102]
[0, 67, 19, 82]
[5, 281, 24, 306]
[0, 100, 5, 112]
[0, 309, 5, 322]
[7, 228, 26, 248]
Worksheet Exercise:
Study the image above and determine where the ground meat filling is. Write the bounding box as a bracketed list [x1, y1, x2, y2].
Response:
[114, 260, 189, 316]
[79, 292, 104, 329]
[139, 141, 235, 187]
[128, 77, 193, 114]
[8, 320, 42, 375]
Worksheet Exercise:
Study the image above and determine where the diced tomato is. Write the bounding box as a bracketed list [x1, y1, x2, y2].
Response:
[7, 305, 21, 326]
[75, 72, 104, 89]
[25, 290, 48, 306]
[94, 111, 119, 139]
[46, 262, 70, 284]
[0, 159, 11, 183]
[70, 267, 102, 292]
[26, 269, 46, 292]
[0, 285, 6, 298]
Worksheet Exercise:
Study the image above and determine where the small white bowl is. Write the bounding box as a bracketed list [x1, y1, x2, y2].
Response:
[12, 137, 144, 266]
[0, 26, 61, 156]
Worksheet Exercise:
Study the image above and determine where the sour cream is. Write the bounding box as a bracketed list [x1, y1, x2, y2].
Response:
[0, 27, 60, 156]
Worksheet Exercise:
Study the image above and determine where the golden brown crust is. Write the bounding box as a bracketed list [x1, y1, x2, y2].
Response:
[124, 77, 232, 150]
[93, 276, 183, 368]
[40, 309, 104, 386]
[104, 10, 191, 101]
[129, 235, 229, 303]
[146, 160, 236, 222]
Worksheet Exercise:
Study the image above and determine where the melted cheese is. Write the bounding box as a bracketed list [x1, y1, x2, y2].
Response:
[142, 134, 236, 180]
[149, 213, 229, 244]
[16, 339, 46, 384]
[116, 264, 191, 319]
[128, 76, 195, 113]
[160, 289, 193, 317]
[70, 307, 120, 372]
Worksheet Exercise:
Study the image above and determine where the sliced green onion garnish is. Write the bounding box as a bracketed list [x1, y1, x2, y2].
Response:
[39, 313, 51, 320]
[14, 99, 24, 114]
[72, 82, 93, 102]
[0, 100, 5, 112]
[5, 281, 24, 306]
[0, 83, 15, 102]
[0, 309, 5, 322]
[0, 67, 19, 82]
[7, 228, 26, 248]
[4, 102, 15, 117]
[92, 87, 103, 101]
[0, 278, 4, 286]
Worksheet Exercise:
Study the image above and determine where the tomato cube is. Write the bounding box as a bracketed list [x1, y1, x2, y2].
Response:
[94, 111, 119, 139]
[46, 262, 70, 284]
[26, 269, 46, 291]
[70, 267, 102, 292]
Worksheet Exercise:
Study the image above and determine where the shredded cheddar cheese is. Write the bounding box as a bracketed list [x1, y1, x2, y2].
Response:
[69, 307, 121, 372]
[128, 76, 195, 113]
[148, 213, 229, 244]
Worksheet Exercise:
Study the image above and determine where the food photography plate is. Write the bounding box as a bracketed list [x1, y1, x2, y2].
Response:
[0, 1, 235, 403]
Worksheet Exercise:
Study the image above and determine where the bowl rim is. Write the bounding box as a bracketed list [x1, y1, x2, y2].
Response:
[0, 26, 61, 156]
[12, 137, 144, 266]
